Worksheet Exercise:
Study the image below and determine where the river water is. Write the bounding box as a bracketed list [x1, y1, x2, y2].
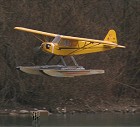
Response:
[0, 113, 140, 127]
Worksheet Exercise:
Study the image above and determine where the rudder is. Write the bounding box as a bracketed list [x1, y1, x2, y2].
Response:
[104, 30, 117, 43]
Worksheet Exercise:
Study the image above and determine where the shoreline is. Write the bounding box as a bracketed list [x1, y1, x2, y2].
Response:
[0, 104, 139, 116]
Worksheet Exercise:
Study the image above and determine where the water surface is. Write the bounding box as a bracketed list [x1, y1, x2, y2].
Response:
[0, 113, 140, 127]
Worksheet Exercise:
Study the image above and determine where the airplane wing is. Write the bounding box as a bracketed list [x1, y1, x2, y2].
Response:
[14, 27, 125, 48]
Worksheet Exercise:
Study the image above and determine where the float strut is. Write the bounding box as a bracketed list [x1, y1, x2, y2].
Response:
[70, 56, 79, 67]
[60, 56, 67, 67]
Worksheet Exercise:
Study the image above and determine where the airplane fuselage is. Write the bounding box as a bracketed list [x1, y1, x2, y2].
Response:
[41, 41, 115, 56]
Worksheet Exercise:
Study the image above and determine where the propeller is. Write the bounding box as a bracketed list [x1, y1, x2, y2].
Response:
[33, 35, 62, 64]
[34, 46, 41, 52]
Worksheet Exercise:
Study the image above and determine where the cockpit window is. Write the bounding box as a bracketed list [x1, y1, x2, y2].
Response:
[59, 39, 78, 47]
[59, 39, 71, 46]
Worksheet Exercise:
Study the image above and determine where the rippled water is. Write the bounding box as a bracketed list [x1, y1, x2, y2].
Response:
[0, 113, 140, 127]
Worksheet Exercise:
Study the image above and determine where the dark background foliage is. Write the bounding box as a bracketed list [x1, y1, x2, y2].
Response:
[0, 0, 139, 110]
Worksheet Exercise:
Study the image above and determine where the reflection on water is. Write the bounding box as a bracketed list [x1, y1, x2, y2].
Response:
[0, 113, 140, 127]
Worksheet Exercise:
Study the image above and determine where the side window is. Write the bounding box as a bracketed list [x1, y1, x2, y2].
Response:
[59, 39, 70, 46]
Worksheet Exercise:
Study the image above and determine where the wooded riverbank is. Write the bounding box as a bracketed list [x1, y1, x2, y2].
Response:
[0, 0, 139, 110]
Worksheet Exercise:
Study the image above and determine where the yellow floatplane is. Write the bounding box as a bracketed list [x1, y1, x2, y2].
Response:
[15, 27, 125, 77]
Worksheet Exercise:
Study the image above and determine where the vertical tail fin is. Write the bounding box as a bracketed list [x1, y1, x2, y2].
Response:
[104, 30, 117, 43]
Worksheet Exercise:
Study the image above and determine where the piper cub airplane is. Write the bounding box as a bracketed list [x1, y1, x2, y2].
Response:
[14, 27, 125, 77]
